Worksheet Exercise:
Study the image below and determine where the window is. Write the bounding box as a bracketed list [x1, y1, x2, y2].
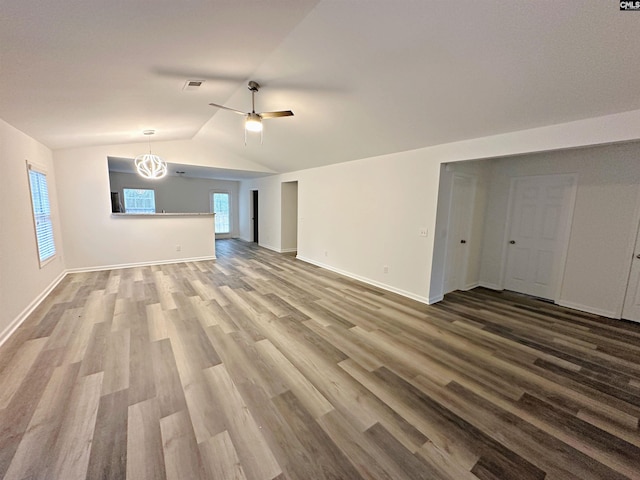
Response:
[212, 192, 230, 234]
[27, 164, 56, 266]
[123, 188, 156, 214]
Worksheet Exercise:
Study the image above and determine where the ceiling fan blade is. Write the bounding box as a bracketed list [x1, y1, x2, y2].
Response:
[260, 110, 294, 119]
[208, 103, 246, 115]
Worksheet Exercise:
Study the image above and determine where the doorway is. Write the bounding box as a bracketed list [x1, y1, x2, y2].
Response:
[281, 181, 298, 253]
[252, 190, 259, 243]
[502, 174, 577, 300]
[622, 220, 640, 322]
[444, 174, 476, 294]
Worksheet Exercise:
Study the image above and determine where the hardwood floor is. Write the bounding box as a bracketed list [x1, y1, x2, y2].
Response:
[1, 238, 640, 479]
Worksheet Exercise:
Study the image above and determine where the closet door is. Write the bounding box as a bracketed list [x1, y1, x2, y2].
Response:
[504, 174, 576, 300]
[444, 175, 476, 294]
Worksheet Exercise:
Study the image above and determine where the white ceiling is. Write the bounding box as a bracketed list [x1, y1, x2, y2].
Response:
[2, 1, 640, 174]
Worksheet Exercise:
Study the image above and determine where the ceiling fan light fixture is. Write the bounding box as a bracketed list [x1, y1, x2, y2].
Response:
[245, 113, 263, 132]
[134, 130, 167, 179]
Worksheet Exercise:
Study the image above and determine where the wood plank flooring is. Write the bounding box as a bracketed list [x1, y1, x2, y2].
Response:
[1, 238, 640, 479]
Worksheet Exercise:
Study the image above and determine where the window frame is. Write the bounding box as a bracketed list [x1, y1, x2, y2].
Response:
[122, 187, 157, 214]
[210, 191, 231, 235]
[26, 161, 56, 268]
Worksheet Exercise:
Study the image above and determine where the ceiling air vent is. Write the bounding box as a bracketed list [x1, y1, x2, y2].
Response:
[182, 80, 204, 91]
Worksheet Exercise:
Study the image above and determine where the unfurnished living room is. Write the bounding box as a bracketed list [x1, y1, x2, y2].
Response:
[2, 1, 640, 479]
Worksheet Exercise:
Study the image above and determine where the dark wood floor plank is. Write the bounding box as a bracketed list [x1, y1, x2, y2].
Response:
[150, 339, 189, 419]
[86, 389, 129, 480]
[272, 389, 365, 480]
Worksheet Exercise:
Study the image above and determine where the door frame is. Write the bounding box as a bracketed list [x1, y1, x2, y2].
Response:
[620, 194, 640, 319]
[251, 190, 259, 243]
[498, 173, 578, 302]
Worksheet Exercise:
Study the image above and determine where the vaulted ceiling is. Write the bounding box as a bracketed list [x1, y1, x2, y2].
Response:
[2, 1, 639, 174]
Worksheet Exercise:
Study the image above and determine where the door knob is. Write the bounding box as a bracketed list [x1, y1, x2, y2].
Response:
[509, 240, 516, 244]
[460, 240, 467, 244]
[636, 254, 640, 259]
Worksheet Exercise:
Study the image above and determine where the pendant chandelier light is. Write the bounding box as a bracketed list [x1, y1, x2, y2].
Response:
[134, 130, 167, 179]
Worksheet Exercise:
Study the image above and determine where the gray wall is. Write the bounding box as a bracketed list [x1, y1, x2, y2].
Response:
[109, 171, 240, 238]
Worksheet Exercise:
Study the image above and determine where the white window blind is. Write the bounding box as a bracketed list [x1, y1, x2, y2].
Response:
[123, 188, 156, 214]
[27, 165, 56, 266]
[212, 192, 230, 234]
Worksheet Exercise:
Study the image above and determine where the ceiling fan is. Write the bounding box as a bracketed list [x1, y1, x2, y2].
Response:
[209, 81, 293, 139]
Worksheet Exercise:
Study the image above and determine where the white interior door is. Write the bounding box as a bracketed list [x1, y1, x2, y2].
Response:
[622, 221, 640, 322]
[444, 175, 475, 294]
[504, 174, 576, 300]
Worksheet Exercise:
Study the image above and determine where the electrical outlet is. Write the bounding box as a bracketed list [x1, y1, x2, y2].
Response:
[383, 265, 389, 274]
[419, 227, 428, 237]
[176, 245, 181, 252]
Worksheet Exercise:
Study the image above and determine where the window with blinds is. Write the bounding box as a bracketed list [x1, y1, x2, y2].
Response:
[123, 188, 156, 214]
[27, 164, 56, 267]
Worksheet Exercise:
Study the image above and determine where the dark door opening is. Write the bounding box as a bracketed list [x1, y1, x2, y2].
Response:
[252, 190, 259, 243]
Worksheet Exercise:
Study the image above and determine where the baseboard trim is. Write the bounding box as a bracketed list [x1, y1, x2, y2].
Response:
[478, 282, 503, 291]
[280, 248, 298, 254]
[66, 255, 217, 274]
[462, 282, 480, 291]
[295, 255, 432, 305]
[260, 244, 281, 254]
[556, 300, 618, 319]
[429, 294, 444, 304]
[0, 270, 68, 348]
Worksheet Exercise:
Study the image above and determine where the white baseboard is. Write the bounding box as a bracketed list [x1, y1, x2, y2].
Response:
[280, 247, 297, 254]
[462, 281, 480, 291]
[429, 294, 444, 303]
[260, 243, 281, 254]
[295, 255, 432, 305]
[556, 300, 618, 319]
[0, 270, 68, 348]
[65, 255, 217, 274]
[478, 282, 503, 291]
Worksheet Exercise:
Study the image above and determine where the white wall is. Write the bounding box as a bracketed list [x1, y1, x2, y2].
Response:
[240, 152, 441, 303]
[239, 110, 640, 307]
[0, 119, 66, 339]
[108, 171, 240, 238]
[54, 147, 216, 270]
[239, 176, 285, 252]
[479, 142, 640, 318]
[281, 181, 298, 252]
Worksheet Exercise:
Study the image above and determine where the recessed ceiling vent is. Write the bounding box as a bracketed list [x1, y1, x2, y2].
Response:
[183, 80, 204, 91]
